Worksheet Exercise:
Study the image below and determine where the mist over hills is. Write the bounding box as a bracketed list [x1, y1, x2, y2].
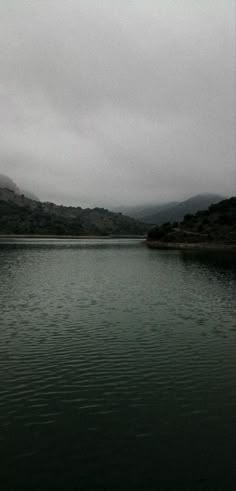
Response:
[0, 174, 229, 237]
[113, 202, 178, 220]
[0, 174, 39, 201]
[116, 194, 225, 224]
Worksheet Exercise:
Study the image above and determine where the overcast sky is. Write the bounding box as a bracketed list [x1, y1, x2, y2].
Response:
[0, 0, 235, 207]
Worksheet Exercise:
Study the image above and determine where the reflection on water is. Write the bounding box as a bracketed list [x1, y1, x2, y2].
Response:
[181, 249, 236, 272]
[0, 239, 236, 488]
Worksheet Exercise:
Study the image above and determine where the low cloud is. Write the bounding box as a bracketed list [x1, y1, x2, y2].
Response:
[0, 0, 235, 207]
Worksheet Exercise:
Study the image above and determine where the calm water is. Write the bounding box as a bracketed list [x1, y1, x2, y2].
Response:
[0, 239, 236, 488]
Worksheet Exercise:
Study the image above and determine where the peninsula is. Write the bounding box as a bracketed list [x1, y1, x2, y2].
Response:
[146, 197, 236, 250]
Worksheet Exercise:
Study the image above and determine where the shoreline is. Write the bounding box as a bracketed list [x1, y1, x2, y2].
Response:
[146, 240, 236, 251]
[0, 234, 146, 240]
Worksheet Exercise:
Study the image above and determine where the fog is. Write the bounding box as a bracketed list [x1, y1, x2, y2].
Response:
[0, 0, 235, 207]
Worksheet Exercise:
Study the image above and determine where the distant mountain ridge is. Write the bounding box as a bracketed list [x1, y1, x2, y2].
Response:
[113, 201, 178, 220]
[0, 187, 147, 236]
[118, 193, 225, 224]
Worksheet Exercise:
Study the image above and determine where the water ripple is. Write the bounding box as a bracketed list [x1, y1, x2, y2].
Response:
[0, 240, 236, 485]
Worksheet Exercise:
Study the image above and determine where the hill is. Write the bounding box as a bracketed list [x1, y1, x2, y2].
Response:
[147, 197, 236, 248]
[0, 188, 147, 236]
[0, 174, 39, 201]
[142, 193, 225, 224]
[113, 201, 178, 220]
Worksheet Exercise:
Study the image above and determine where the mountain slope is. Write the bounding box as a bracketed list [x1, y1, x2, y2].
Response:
[0, 188, 147, 236]
[147, 197, 236, 246]
[113, 202, 178, 220]
[0, 174, 20, 194]
[0, 174, 39, 201]
[142, 193, 225, 224]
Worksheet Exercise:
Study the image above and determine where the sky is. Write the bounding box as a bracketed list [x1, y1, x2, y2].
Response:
[0, 0, 235, 208]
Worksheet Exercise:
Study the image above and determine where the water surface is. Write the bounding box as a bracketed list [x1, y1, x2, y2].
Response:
[0, 239, 236, 488]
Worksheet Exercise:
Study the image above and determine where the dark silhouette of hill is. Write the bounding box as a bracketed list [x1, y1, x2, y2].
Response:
[147, 197, 236, 247]
[0, 188, 147, 236]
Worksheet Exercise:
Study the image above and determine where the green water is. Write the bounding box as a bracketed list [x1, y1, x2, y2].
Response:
[0, 239, 236, 488]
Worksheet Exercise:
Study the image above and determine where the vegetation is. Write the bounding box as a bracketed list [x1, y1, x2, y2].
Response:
[0, 188, 148, 236]
[147, 197, 236, 245]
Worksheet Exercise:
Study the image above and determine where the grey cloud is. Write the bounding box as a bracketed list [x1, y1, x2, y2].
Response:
[0, 0, 235, 207]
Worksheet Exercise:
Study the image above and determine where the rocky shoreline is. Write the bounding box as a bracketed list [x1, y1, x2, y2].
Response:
[146, 240, 236, 251]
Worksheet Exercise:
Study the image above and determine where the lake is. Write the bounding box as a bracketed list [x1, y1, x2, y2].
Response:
[0, 239, 236, 488]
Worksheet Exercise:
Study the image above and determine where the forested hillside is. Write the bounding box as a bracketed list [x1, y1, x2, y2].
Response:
[0, 188, 147, 236]
[148, 197, 236, 246]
